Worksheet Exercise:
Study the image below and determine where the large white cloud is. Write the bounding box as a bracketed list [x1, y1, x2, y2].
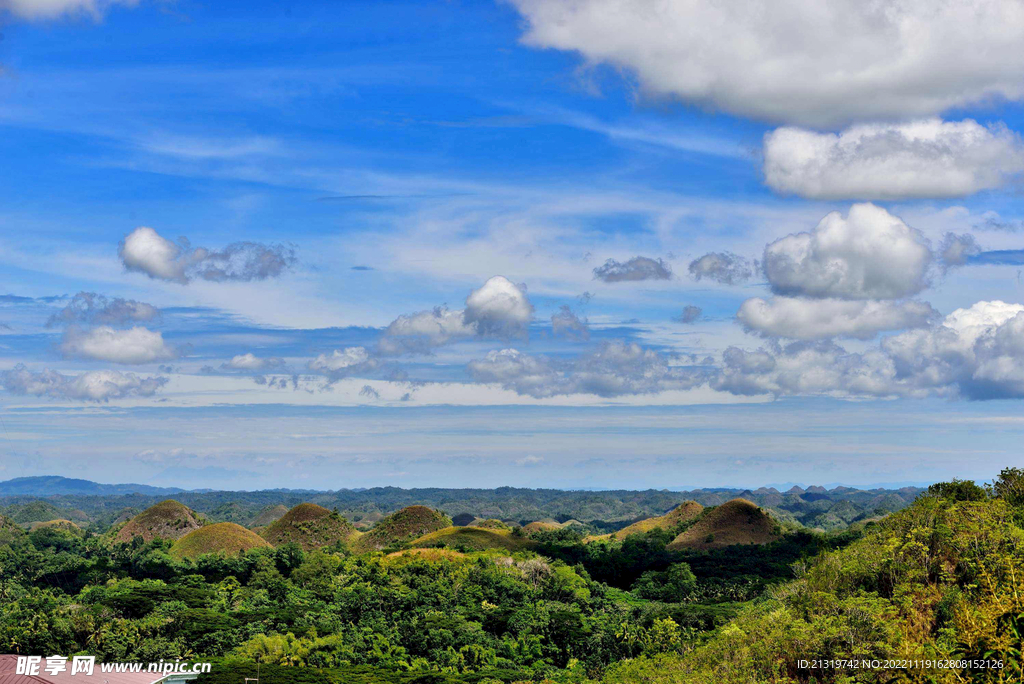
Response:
[1, 0, 137, 20]
[0, 364, 166, 402]
[763, 204, 932, 300]
[738, 297, 938, 340]
[118, 226, 296, 284]
[764, 120, 1024, 200]
[60, 326, 178, 364]
[716, 300, 1024, 400]
[882, 300, 1024, 399]
[510, 0, 1024, 128]
[713, 342, 903, 399]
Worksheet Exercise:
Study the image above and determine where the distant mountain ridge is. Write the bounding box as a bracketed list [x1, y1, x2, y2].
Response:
[1, 475, 925, 535]
[0, 476, 185, 497]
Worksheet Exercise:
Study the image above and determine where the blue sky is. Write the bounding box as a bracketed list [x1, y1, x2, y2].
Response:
[1, 0, 1024, 489]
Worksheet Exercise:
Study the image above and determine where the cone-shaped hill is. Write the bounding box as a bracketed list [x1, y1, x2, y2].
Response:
[259, 503, 359, 550]
[410, 526, 534, 552]
[667, 499, 780, 551]
[523, 520, 563, 534]
[170, 522, 271, 559]
[607, 501, 704, 541]
[252, 504, 289, 528]
[115, 500, 204, 543]
[353, 505, 451, 552]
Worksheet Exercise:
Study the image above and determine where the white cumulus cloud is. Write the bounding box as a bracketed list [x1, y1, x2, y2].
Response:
[1, 364, 166, 402]
[379, 276, 535, 355]
[763, 203, 932, 300]
[60, 326, 178, 364]
[377, 307, 476, 355]
[715, 300, 1024, 400]
[510, 0, 1024, 128]
[308, 347, 377, 378]
[464, 276, 534, 337]
[882, 300, 1024, 400]
[737, 297, 938, 340]
[118, 226, 296, 284]
[764, 119, 1024, 200]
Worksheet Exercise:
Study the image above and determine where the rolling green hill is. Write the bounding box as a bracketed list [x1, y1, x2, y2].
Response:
[259, 503, 359, 550]
[522, 520, 563, 534]
[169, 522, 272, 559]
[115, 500, 205, 543]
[353, 505, 451, 552]
[668, 499, 780, 550]
[4, 500, 64, 524]
[588, 500, 705, 542]
[410, 525, 535, 552]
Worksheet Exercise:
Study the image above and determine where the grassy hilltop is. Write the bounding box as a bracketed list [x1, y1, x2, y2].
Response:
[667, 498, 780, 550]
[170, 522, 272, 559]
[352, 505, 451, 552]
[115, 500, 205, 543]
[587, 500, 704, 542]
[259, 503, 360, 550]
[410, 525, 535, 552]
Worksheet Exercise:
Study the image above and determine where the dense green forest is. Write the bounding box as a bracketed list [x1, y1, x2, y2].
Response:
[0, 471, 1021, 683]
